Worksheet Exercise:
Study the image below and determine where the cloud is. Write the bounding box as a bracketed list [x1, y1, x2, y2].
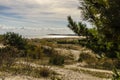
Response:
[0, 5, 11, 10]
[0, 0, 80, 28]
[0, 23, 74, 39]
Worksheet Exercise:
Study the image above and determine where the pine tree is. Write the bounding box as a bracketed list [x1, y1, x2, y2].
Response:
[67, 0, 120, 58]
[68, 0, 120, 78]
[80, 0, 120, 42]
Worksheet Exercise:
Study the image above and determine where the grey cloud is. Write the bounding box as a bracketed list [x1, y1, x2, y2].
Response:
[0, 0, 80, 28]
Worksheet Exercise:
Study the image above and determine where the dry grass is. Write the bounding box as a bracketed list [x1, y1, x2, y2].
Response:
[70, 67, 112, 78]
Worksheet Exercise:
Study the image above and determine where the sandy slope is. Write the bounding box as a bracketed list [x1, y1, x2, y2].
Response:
[0, 44, 5, 48]
[12, 61, 111, 80]
[0, 45, 112, 80]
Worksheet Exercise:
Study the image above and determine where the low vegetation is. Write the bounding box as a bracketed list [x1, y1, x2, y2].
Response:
[3, 32, 27, 50]
[0, 46, 17, 68]
[0, 32, 118, 79]
[39, 66, 52, 77]
[49, 54, 65, 66]
[70, 67, 112, 78]
[78, 51, 98, 66]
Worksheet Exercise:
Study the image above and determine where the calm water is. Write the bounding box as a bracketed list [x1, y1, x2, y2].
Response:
[0, 26, 75, 38]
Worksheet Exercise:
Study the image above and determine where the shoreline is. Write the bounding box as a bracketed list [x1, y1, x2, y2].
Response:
[27, 35, 84, 39]
[26, 34, 83, 39]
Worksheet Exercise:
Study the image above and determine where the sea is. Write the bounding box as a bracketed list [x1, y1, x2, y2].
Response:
[0, 26, 76, 39]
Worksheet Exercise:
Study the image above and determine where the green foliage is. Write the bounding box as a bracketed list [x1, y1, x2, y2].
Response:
[112, 52, 120, 80]
[49, 54, 65, 66]
[80, 0, 120, 56]
[0, 46, 17, 68]
[112, 68, 120, 80]
[68, 0, 120, 58]
[2, 32, 44, 59]
[68, 16, 91, 39]
[68, 16, 105, 54]
[3, 32, 27, 50]
[26, 44, 44, 59]
[0, 35, 3, 42]
[80, 0, 120, 41]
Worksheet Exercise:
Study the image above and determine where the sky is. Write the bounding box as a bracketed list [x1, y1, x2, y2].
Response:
[0, 0, 80, 28]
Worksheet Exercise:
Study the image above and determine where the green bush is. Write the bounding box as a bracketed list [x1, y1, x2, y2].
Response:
[49, 54, 65, 66]
[26, 45, 44, 59]
[112, 68, 120, 80]
[3, 32, 27, 50]
[0, 35, 3, 43]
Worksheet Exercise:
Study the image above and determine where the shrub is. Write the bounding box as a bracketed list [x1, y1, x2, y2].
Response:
[0, 46, 17, 68]
[43, 47, 65, 65]
[34, 46, 44, 59]
[26, 45, 44, 59]
[39, 66, 51, 77]
[0, 35, 3, 43]
[112, 68, 120, 80]
[101, 59, 113, 70]
[114, 60, 120, 69]
[78, 52, 97, 65]
[3, 32, 27, 50]
[42, 47, 54, 56]
[49, 54, 65, 66]
[95, 58, 116, 70]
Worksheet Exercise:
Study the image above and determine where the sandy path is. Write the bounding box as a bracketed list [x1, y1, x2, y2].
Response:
[50, 66, 103, 80]
[43, 46, 95, 61]
[0, 60, 112, 80]
[2, 76, 45, 80]
[64, 63, 113, 74]
[15, 61, 111, 80]
[0, 45, 112, 80]
[0, 44, 5, 48]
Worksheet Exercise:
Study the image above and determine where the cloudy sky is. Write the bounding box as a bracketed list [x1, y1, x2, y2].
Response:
[0, 0, 80, 28]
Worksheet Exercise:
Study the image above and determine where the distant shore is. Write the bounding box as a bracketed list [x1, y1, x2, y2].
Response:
[28, 34, 83, 39]
[48, 34, 78, 36]
[45, 34, 80, 38]
[0, 33, 84, 39]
